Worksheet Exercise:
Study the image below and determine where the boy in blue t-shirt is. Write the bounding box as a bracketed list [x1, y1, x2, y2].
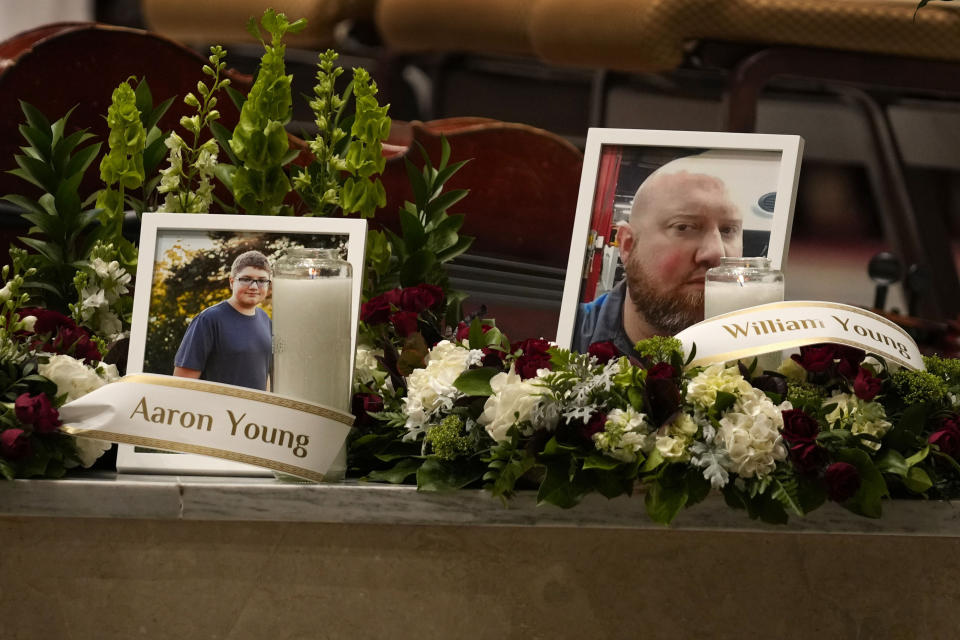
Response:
[174, 250, 273, 390]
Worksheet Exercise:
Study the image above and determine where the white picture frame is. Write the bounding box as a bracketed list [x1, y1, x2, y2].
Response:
[556, 128, 804, 350]
[117, 213, 367, 476]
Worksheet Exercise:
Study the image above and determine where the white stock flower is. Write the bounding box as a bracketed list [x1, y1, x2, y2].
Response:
[38, 354, 112, 403]
[354, 345, 383, 386]
[716, 387, 787, 479]
[0, 282, 12, 302]
[686, 363, 753, 408]
[824, 390, 891, 450]
[402, 341, 481, 440]
[20, 315, 37, 332]
[478, 366, 552, 443]
[593, 407, 653, 463]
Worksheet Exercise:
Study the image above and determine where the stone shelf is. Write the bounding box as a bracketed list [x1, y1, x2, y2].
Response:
[2, 472, 958, 536]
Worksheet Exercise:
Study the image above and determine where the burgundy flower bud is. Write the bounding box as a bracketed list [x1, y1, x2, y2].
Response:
[587, 341, 619, 363]
[360, 296, 392, 325]
[580, 411, 607, 442]
[351, 393, 384, 430]
[391, 311, 420, 337]
[20, 307, 72, 336]
[835, 345, 866, 378]
[789, 441, 827, 475]
[825, 462, 861, 502]
[14, 392, 61, 434]
[0, 428, 32, 461]
[853, 367, 882, 401]
[646, 377, 682, 426]
[647, 362, 677, 381]
[791, 344, 837, 373]
[929, 418, 960, 458]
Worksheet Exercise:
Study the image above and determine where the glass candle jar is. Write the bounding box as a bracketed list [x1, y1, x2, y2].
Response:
[271, 248, 352, 481]
[704, 257, 784, 318]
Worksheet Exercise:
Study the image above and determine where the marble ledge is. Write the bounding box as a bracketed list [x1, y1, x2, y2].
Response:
[1, 472, 959, 536]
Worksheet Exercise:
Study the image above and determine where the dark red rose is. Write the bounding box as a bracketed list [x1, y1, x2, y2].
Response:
[647, 362, 677, 380]
[835, 346, 866, 378]
[790, 441, 827, 475]
[382, 288, 403, 308]
[853, 367, 882, 401]
[49, 324, 101, 363]
[399, 284, 444, 313]
[587, 341, 619, 363]
[781, 409, 820, 443]
[929, 417, 960, 458]
[20, 307, 72, 335]
[0, 428, 32, 461]
[391, 311, 420, 337]
[580, 412, 607, 442]
[361, 296, 392, 325]
[825, 462, 861, 502]
[791, 344, 837, 373]
[512, 338, 553, 380]
[14, 393, 61, 434]
[351, 393, 384, 430]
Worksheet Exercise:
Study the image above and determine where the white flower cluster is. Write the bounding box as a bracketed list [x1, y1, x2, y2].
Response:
[716, 387, 789, 479]
[403, 340, 483, 440]
[686, 363, 754, 408]
[655, 412, 699, 462]
[76, 256, 131, 341]
[478, 366, 556, 443]
[157, 134, 219, 213]
[38, 354, 120, 467]
[354, 345, 384, 387]
[823, 390, 892, 450]
[593, 407, 654, 463]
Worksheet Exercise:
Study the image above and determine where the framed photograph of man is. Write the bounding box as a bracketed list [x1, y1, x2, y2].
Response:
[117, 213, 367, 476]
[556, 128, 804, 355]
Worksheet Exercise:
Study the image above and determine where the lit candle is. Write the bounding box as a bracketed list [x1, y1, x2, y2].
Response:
[271, 276, 353, 411]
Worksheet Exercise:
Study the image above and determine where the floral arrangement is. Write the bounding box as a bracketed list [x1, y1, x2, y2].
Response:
[4, 7, 960, 530]
[351, 298, 960, 524]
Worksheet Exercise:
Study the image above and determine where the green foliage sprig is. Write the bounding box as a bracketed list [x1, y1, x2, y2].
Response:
[217, 9, 306, 215]
[3, 103, 102, 312]
[157, 46, 231, 213]
[364, 136, 474, 324]
[293, 50, 391, 218]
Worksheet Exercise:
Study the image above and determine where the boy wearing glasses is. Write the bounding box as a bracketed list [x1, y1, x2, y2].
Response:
[173, 250, 273, 390]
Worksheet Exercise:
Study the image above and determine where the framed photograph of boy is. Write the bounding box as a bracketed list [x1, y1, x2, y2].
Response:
[117, 213, 367, 476]
[556, 128, 804, 356]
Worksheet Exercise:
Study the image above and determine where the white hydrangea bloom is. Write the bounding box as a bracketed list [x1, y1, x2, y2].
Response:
[593, 407, 654, 463]
[686, 363, 753, 408]
[478, 365, 553, 443]
[716, 387, 788, 479]
[402, 340, 482, 440]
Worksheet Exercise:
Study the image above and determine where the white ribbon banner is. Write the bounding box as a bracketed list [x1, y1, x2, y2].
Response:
[58, 374, 354, 482]
[675, 300, 924, 371]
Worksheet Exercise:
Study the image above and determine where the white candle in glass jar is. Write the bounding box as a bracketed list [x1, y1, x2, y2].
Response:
[271, 276, 353, 412]
[704, 279, 785, 318]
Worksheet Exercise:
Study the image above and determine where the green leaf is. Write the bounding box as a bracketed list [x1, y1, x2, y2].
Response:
[835, 447, 889, 518]
[399, 249, 437, 287]
[63, 140, 101, 180]
[453, 367, 497, 396]
[210, 121, 239, 165]
[19, 236, 64, 263]
[644, 479, 687, 525]
[417, 456, 486, 492]
[424, 214, 464, 254]
[365, 458, 421, 484]
[875, 449, 909, 477]
[714, 391, 737, 414]
[537, 458, 586, 509]
[582, 454, 622, 471]
[225, 85, 247, 112]
[20, 100, 52, 135]
[403, 157, 428, 207]
[435, 235, 474, 263]
[425, 188, 469, 219]
[770, 474, 804, 516]
[904, 466, 932, 493]
[398, 207, 427, 252]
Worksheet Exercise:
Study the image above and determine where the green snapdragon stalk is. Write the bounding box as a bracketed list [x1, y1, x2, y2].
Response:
[157, 46, 231, 213]
[219, 9, 306, 215]
[293, 49, 391, 218]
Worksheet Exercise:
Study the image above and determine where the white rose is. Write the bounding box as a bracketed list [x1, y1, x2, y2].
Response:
[655, 435, 689, 461]
[38, 354, 110, 403]
[478, 366, 550, 443]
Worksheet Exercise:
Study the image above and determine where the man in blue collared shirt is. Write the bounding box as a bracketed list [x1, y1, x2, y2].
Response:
[574, 159, 744, 356]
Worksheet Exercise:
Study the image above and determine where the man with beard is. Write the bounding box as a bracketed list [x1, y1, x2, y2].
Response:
[573, 158, 743, 357]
